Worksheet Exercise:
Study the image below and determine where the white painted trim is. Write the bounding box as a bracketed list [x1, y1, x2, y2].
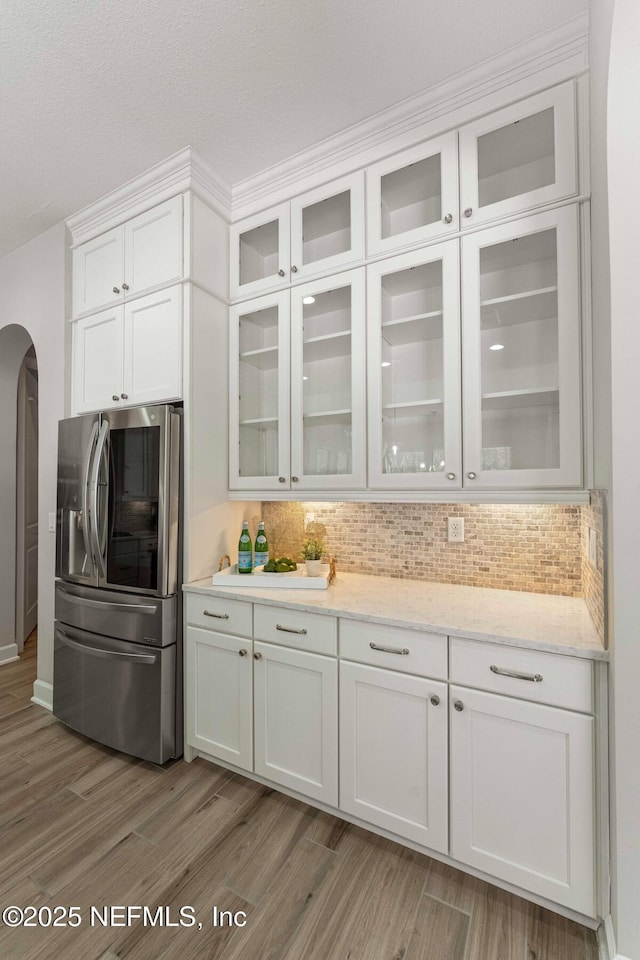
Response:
[598, 914, 634, 960]
[231, 14, 589, 219]
[0, 644, 19, 665]
[31, 679, 53, 711]
[67, 147, 232, 247]
[228, 489, 591, 504]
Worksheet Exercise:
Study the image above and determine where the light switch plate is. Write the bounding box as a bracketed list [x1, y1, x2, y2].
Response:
[48, 512, 56, 533]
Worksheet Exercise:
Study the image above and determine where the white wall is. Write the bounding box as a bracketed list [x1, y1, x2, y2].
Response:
[607, 0, 640, 955]
[0, 223, 67, 695]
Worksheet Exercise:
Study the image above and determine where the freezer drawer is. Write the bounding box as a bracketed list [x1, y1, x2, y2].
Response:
[53, 622, 177, 764]
[55, 581, 176, 648]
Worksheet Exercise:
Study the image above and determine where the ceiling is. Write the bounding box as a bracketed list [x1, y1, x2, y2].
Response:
[0, 0, 587, 259]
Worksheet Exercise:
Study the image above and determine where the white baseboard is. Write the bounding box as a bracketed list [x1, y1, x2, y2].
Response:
[599, 914, 634, 960]
[31, 679, 53, 711]
[0, 643, 19, 665]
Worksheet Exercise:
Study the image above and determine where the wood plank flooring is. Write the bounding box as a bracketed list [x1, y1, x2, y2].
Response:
[0, 635, 599, 960]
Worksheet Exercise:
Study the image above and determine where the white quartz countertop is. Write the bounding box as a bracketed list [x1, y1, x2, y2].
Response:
[183, 571, 606, 660]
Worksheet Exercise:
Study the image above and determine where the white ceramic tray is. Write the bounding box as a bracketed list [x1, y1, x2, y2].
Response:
[211, 564, 331, 589]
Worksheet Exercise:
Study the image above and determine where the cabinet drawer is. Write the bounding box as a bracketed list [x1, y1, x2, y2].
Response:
[253, 604, 337, 656]
[340, 619, 447, 680]
[185, 593, 252, 637]
[450, 637, 593, 712]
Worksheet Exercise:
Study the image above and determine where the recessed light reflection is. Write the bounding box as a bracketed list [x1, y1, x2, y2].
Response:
[381, 361, 391, 367]
[303, 376, 308, 381]
[489, 343, 504, 351]
[302, 296, 316, 305]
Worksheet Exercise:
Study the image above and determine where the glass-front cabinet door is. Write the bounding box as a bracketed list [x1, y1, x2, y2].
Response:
[290, 270, 366, 489]
[229, 291, 291, 490]
[289, 173, 365, 283]
[230, 204, 291, 301]
[367, 242, 461, 489]
[459, 82, 577, 228]
[461, 206, 581, 488]
[366, 133, 459, 256]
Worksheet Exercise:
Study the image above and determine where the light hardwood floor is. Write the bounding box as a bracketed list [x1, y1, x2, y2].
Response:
[0, 635, 599, 960]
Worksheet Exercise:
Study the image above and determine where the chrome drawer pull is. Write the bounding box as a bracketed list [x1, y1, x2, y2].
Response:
[204, 610, 230, 620]
[370, 642, 410, 656]
[276, 624, 308, 635]
[490, 664, 543, 683]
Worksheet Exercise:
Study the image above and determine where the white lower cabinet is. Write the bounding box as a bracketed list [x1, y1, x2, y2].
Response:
[449, 684, 595, 915]
[254, 640, 338, 806]
[186, 626, 253, 770]
[185, 596, 599, 920]
[340, 661, 448, 852]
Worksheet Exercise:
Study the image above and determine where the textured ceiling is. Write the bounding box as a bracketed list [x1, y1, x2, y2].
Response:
[0, 0, 587, 258]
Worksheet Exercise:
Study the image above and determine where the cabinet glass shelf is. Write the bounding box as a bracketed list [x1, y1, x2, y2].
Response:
[380, 154, 442, 239]
[303, 330, 351, 362]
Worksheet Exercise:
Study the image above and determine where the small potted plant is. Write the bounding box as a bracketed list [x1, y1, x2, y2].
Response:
[302, 537, 324, 577]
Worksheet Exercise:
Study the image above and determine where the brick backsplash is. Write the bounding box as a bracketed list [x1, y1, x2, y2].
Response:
[581, 490, 606, 642]
[259, 499, 606, 641]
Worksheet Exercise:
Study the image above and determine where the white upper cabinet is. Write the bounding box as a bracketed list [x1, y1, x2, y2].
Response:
[367, 242, 461, 489]
[461, 205, 581, 488]
[366, 133, 459, 256]
[230, 173, 364, 300]
[72, 288, 182, 414]
[123, 286, 183, 406]
[230, 271, 366, 492]
[73, 306, 125, 414]
[458, 82, 577, 228]
[229, 291, 291, 491]
[72, 196, 183, 318]
[72, 227, 125, 318]
[289, 172, 365, 281]
[290, 269, 366, 490]
[230, 204, 291, 301]
[123, 196, 183, 297]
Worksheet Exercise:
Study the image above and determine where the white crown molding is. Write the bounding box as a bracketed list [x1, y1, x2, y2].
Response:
[67, 146, 232, 246]
[231, 12, 589, 220]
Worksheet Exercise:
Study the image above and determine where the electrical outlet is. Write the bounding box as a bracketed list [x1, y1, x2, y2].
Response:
[588, 527, 598, 567]
[48, 512, 56, 533]
[448, 517, 464, 543]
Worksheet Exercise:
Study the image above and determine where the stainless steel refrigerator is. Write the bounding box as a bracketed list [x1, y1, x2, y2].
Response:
[53, 404, 182, 764]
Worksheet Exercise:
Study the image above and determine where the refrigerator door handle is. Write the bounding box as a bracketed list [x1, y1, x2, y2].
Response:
[55, 627, 158, 665]
[56, 584, 158, 615]
[81, 420, 99, 574]
[90, 420, 109, 579]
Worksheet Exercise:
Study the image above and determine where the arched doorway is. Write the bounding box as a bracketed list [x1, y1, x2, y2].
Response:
[0, 324, 38, 666]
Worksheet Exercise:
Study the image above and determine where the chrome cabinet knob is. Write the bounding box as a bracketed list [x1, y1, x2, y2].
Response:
[446, 473, 456, 481]
[291, 265, 298, 273]
[291, 476, 299, 482]
[278, 476, 286, 483]
[112, 286, 120, 294]
[112, 395, 120, 402]
[254, 651, 262, 660]
[121, 393, 128, 400]
[454, 700, 464, 712]
[430, 695, 440, 706]
[466, 471, 477, 480]
[238, 648, 247, 657]
[443, 213, 453, 224]
[464, 207, 473, 218]
[278, 269, 285, 277]
[122, 282, 129, 291]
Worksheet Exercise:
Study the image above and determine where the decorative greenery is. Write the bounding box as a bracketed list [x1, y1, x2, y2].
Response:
[302, 537, 324, 561]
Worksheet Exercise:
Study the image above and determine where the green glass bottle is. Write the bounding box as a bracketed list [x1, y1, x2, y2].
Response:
[238, 521, 253, 574]
[254, 521, 269, 569]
